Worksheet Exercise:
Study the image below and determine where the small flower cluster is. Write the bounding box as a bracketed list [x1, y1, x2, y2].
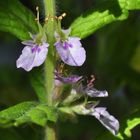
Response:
[55, 73, 119, 135]
[16, 8, 119, 136]
[16, 28, 86, 71]
[16, 7, 86, 71]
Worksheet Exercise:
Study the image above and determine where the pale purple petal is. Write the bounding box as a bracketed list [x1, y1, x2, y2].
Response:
[55, 28, 71, 41]
[22, 40, 34, 46]
[55, 41, 68, 63]
[16, 43, 49, 71]
[62, 28, 71, 36]
[84, 88, 108, 97]
[74, 84, 108, 98]
[91, 107, 119, 135]
[55, 78, 63, 86]
[55, 37, 86, 66]
[55, 72, 82, 84]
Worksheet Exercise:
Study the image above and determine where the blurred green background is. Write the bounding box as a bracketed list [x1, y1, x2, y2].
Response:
[0, 0, 140, 140]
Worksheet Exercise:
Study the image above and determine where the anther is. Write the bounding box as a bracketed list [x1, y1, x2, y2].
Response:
[58, 16, 63, 20]
[54, 16, 57, 19]
[87, 75, 95, 88]
[62, 13, 66, 17]
[35, 6, 39, 22]
[36, 6, 39, 11]
[45, 17, 49, 22]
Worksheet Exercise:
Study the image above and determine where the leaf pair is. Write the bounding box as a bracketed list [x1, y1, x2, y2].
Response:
[0, 102, 57, 127]
[0, 0, 140, 40]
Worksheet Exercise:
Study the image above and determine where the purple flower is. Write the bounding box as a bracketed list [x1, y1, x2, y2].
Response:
[91, 107, 119, 135]
[55, 73, 108, 98]
[82, 87, 108, 97]
[73, 82, 108, 98]
[16, 34, 49, 71]
[54, 29, 86, 66]
[55, 71, 82, 85]
[71, 104, 119, 135]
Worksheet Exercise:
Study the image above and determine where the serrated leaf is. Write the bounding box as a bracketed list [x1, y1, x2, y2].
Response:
[116, 108, 140, 140]
[123, 0, 140, 10]
[70, 0, 140, 39]
[0, 102, 58, 127]
[0, 0, 38, 40]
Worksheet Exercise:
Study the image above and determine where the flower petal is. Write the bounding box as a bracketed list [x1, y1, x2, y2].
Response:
[84, 88, 108, 97]
[22, 40, 34, 46]
[16, 43, 49, 71]
[55, 72, 82, 84]
[91, 107, 119, 135]
[55, 37, 86, 66]
[62, 28, 71, 37]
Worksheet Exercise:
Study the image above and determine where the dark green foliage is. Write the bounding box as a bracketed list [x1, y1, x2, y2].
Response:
[0, 0, 37, 40]
[70, 0, 140, 39]
[0, 102, 57, 127]
[0, 0, 140, 140]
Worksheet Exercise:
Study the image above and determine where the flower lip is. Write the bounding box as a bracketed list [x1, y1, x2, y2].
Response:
[31, 45, 41, 53]
[54, 72, 82, 84]
[91, 107, 119, 135]
[16, 33, 49, 71]
[62, 41, 73, 50]
[84, 87, 108, 97]
[54, 28, 86, 66]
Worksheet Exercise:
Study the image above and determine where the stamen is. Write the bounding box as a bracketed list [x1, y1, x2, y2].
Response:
[58, 12, 67, 20]
[58, 16, 63, 20]
[60, 63, 65, 73]
[87, 75, 95, 88]
[45, 17, 49, 22]
[44, 12, 67, 22]
[62, 13, 66, 18]
[35, 6, 39, 22]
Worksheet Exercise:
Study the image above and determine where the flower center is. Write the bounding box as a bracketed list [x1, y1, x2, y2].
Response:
[62, 41, 72, 50]
[31, 45, 41, 53]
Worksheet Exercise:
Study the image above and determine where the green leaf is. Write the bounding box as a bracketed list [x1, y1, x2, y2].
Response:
[124, 118, 140, 137]
[0, 102, 58, 127]
[70, 0, 140, 39]
[123, 0, 140, 10]
[30, 67, 46, 103]
[0, 0, 38, 40]
[114, 108, 140, 140]
[93, 132, 123, 140]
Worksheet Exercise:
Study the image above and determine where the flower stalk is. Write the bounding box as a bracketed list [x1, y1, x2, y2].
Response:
[44, 0, 56, 105]
[43, 0, 57, 140]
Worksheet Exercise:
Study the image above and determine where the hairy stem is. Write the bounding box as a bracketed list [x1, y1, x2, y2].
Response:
[44, 123, 57, 140]
[44, 0, 56, 105]
[43, 0, 57, 140]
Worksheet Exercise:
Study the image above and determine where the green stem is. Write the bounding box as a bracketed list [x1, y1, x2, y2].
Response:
[44, 123, 57, 140]
[44, 0, 56, 105]
[43, 0, 57, 140]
